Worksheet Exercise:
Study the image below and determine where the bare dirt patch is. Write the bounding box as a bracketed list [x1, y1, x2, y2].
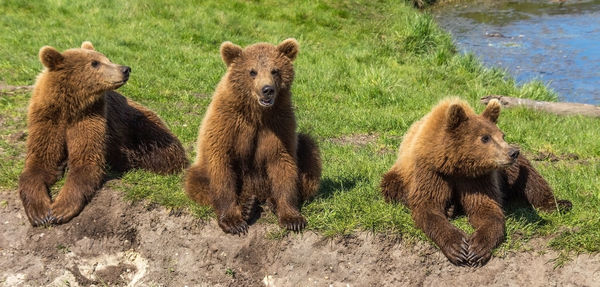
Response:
[328, 133, 379, 147]
[0, 82, 33, 95]
[533, 151, 580, 162]
[1, 187, 599, 286]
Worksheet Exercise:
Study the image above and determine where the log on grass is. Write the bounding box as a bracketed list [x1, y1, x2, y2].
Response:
[481, 95, 600, 118]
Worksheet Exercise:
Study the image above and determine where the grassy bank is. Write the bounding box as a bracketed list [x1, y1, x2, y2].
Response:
[1, 0, 598, 257]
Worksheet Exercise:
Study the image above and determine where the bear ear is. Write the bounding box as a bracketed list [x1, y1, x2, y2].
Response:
[277, 38, 299, 61]
[446, 104, 468, 130]
[39, 46, 64, 70]
[482, 99, 501, 123]
[81, 41, 95, 50]
[220, 41, 243, 67]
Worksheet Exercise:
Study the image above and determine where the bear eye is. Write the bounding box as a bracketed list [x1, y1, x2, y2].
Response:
[481, 135, 491, 144]
[271, 69, 279, 76]
[91, 60, 100, 68]
[249, 70, 257, 77]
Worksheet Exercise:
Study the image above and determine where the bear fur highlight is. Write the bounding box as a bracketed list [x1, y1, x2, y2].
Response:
[18, 42, 188, 226]
[185, 39, 321, 235]
[380, 98, 572, 267]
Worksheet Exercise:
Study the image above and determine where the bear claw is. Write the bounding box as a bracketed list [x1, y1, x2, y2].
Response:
[557, 199, 573, 213]
[466, 233, 493, 267]
[279, 215, 307, 232]
[218, 214, 248, 235]
[33, 211, 56, 227]
[442, 234, 471, 266]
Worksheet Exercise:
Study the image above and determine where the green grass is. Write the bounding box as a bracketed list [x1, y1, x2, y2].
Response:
[1, 0, 599, 257]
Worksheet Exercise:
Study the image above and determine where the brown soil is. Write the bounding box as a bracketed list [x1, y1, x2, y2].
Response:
[532, 151, 580, 162]
[0, 83, 33, 95]
[328, 133, 379, 146]
[1, 187, 599, 286]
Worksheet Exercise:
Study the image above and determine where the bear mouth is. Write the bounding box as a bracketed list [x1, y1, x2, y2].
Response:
[112, 78, 129, 88]
[258, 98, 275, 107]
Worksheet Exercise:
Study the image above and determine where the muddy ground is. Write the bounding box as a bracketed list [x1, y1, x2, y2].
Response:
[1, 186, 599, 287]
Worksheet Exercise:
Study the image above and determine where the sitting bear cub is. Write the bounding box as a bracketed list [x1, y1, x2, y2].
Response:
[185, 39, 322, 235]
[18, 42, 188, 226]
[381, 98, 572, 266]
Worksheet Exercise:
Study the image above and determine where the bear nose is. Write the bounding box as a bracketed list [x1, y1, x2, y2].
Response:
[262, 85, 274, 97]
[121, 66, 131, 76]
[508, 148, 520, 160]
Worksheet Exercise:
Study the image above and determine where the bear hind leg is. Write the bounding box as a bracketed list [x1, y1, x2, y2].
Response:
[296, 133, 322, 202]
[504, 155, 572, 213]
[109, 96, 188, 175]
[380, 169, 408, 204]
[184, 164, 211, 206]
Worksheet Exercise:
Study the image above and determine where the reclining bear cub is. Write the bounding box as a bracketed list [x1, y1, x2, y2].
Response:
[381, 98, 572, 267]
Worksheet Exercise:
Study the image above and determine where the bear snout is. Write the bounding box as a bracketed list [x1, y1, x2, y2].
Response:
[257, 85, 276, 107]
[261, 85, 275, 97]
[121, 66, 131, 77]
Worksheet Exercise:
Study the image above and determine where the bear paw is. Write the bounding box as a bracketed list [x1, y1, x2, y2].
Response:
[557, 199, 573, 213]
[22, 196, 54, 227]
[440, 234, 470, 266]
[218, 213, 249, 235]
[279, 214, 307, 232]
[51, 196, 85, 225]
[466, 231, 495, 267]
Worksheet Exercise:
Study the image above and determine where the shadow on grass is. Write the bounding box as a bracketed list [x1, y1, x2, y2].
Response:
[504, 200, 549, 227]
[104, 168, 126, 183]
[314, 176, 366, 200]
[448, 200, 549, 228]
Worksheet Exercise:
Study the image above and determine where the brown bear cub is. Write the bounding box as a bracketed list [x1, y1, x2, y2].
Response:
[185, 39, 322, 235]
[19, 42, 188, 226]
[380, 98, 572, 267]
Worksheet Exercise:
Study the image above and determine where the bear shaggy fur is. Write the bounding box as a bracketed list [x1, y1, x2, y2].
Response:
[185, 39, 322, 235]
[380, 98, 572, 267]
[19, 42, 188, 226]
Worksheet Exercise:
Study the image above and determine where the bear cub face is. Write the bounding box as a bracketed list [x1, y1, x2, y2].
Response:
[39, 41, 131, 95]
[444, 99, 520, 176]
[220, 39, 298, 107]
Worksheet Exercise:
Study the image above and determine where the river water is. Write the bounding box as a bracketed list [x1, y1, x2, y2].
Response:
[432, 0, 600, 104]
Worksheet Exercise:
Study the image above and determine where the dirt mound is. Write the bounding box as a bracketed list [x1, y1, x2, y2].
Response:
[1, 185, 599, 286]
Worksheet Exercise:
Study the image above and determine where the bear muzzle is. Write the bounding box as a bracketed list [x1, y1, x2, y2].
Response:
[258, 85, 275, 107]
[120, 65, 131, 83]
[112, 65, 131, 88]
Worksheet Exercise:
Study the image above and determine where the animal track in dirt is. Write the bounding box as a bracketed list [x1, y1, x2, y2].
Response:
[1, 185, 599, 286]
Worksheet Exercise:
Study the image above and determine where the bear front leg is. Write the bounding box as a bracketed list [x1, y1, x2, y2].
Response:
[19, 167, 59, 226]
[51, 115, 106, 224]
[266, 151, 306, 232]
[18, 122, 66, 226]
[505, 155, 572, 213]
[208, 162, 248, 235]
[410, 174, 470, 266]
[460, 189, 505, 267]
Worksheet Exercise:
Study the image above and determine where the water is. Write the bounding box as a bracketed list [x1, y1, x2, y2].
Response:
[432, 0, 600, 104]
